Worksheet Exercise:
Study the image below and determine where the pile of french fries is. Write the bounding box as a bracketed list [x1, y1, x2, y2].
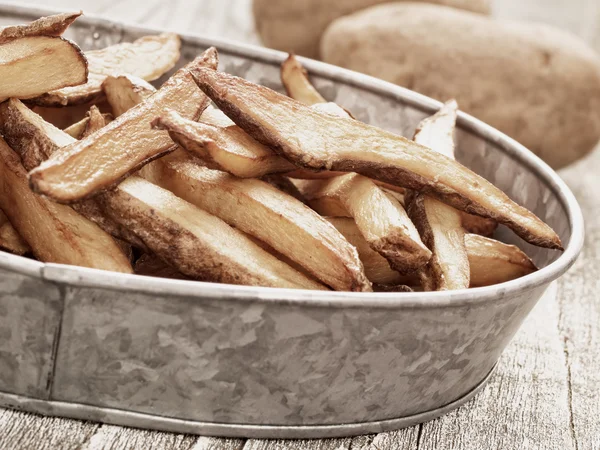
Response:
[0, 13, 561, 292]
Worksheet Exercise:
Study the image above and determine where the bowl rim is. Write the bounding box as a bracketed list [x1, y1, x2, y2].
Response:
[0, 2, 585, 310]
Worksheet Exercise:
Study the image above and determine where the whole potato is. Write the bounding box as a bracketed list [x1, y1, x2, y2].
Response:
[252, 0, 490, 59]
[321, 3, 600, 169]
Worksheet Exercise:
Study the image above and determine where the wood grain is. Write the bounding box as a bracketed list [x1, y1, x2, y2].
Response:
[0, 1, 598, 449]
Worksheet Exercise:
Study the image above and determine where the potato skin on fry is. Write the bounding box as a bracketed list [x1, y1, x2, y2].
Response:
[29, 33, 181, 106]
[0, 138, 132, 272]
[0, 36, 88, 101]
[29, 48, 218, 203]
[97, 176, 327, 290]
[140, 150, 371, 291]
[190, 68, 562, 250]
[0, 209, 30, 255]
[0, 11, 82, 44]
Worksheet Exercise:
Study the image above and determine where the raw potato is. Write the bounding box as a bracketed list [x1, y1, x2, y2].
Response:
[0, 11, 81, 44]
[97, 176, 327, 290]
[191, 68, 562, 250]
[253, 0, 490, 59]
[30, 33, 180, 106]
[321, 3, 600, 168]
[0, 138, 132, 272]
[29, 48, 217, 202]
[140, 149, 371, 292]
[0, 36, 87, 101]
[0, 209, 30, 255]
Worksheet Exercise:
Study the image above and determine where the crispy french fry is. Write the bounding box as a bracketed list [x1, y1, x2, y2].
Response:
[466, 234, 537, 287]
[405, 100, 470, 291]
[134, 253, 189, 280]
[139, 148, 371, 291]
[97, 176, 327, 290]
[0, 98, 147, 250]
[29, 33, 180, 106]
[0, 12, 82, 44]
[80, 105, 111, 138]
[31, 100, 112, 129]
[190, 68, 561, 250]
[29, 48, 218, 202]
[63, 108, 113, 139]
[0, 138, 131, 271]
[102, 74, 156, 117]
[328, 217, 537, 288]
[0, 36, 87, 101]
[281, 53, 326, 105]
[0, 209, 30, 255]
[296, 173, 431, 272]
[163, 110, 296, 177]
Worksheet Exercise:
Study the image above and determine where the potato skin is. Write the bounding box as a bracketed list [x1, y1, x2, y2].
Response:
[252, 0, 490, 59]
[321, 3, 600, 169]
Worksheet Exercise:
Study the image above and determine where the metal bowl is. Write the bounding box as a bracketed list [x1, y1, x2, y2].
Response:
[0, 3, 584, 439]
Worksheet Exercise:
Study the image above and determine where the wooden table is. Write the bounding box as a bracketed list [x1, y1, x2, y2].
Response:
[1, 1, 599, 448]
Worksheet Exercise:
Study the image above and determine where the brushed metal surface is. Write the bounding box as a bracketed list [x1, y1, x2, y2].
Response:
[0, 3, 584, 439]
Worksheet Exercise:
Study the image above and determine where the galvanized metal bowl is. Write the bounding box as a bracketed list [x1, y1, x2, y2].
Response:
[0, 4, 584, 439]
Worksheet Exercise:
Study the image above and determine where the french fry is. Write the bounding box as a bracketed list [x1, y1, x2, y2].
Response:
[0, 209, 30, 255]
[0, 138, 131, 272]
[29, 47, 218, 202]
[31, 100, 112, 129]
[191, 68, 562, 250]
[405, 100, 470, 290]
[102, 74, 156, 117]
[29, 33, 180, 106]
[261, 174, 306, 203]
[466, 234, 537, 287]
[139, 147, 371, 291]
[0, 98, 146, 250]
[79, 105, 111, 138]
[328, 217, 537, 288]
[281, 53, 326, 105]
[460, 212, 497, 237]
[97, 176, 327, 290]
[0, 36, 87, 101]
[63, 107, 113, 139]
[296, 173, 431, 273]
[0, 11, 81, 44]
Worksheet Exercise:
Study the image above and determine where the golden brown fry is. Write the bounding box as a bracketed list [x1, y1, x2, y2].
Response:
[0, 138, 131, 271]
[30, 33, 180, 106]
[191, 68, 562, 250]
[0, 12, 82, 44]
[0, 36, 87, 101]
[405, 100, 470, 291]
[134, 253, 189, 280]
[102, 74, 156, 117]
[0, 209, 30, 255]
[326, 217, 414, 286]
[80, 105, 111, 138]
[29, 48, 218, 203]
[466, 234, 537, 287]
[140, 149, 371, 291]
[97, 176, 326, 290]
[297, 173, 431, 272]
[0, 98, 147, 250]
[281, 53, 326, 105]
[159, 110, 296, 177]
[63, 109, 113, 139]
[328, 217, 537, 288]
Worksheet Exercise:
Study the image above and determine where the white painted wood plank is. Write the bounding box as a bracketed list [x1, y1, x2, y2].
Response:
[243, 438, 351, 450]
[80, 424, 197, 450]
[190, 436, 245, 450]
